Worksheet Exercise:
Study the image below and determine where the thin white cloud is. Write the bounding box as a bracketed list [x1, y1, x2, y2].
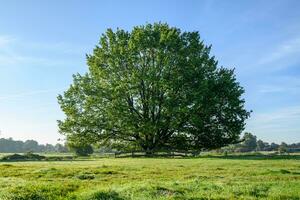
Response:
[0, 54, 79, 67]
[258, 85, 300, 95]
[221, 33, 300, 75]
[258, 86, 285, 94]
[257, 36, 300, 69]
[0, 88, 65, 101]
[258, 84, 300, 95]
[0, 35, 15, 47]
[0, 34, 88, 67]
[25, 41, 90, 55]
[250, 106, 300, 123]
[246, 106, 300, 143]
[257, 76, 300, 94]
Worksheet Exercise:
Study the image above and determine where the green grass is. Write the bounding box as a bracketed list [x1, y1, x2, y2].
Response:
[0, 156, 299, 199]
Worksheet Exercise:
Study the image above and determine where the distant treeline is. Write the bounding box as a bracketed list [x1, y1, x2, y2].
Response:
[0, 138, 68, 153]
[0, 134, 299, 154]
[219, 133, 300, 153]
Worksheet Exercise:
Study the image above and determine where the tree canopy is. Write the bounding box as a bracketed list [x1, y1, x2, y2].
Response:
[58, 23, 250, 154]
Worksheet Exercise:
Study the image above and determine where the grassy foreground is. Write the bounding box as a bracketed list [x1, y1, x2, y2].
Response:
[0, 156, 299, 200]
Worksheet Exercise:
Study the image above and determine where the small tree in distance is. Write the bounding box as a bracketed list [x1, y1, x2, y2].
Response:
[243, 132, 257, 151]
[278, 142, 288, 154]
[256, 139, 265, 151]
[58, 23, 250, 154]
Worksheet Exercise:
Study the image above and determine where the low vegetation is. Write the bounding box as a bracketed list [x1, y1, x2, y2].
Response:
[0, 152, 46, 161]
[0, 153, 74, 162]
[0, 154, 299, 199]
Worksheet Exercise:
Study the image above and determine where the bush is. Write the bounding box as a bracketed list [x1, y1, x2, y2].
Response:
[0, 153, 45, 161]
[68, 143, 94, 156]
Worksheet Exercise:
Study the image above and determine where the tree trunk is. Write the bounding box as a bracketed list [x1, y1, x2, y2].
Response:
[145, 147, 154, 157]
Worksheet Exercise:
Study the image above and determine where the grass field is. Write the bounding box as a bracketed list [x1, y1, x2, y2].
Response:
[0, 155, 299, 200]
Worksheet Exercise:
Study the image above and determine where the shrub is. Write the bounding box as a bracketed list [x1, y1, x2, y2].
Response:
[0, 153, 45, 161]
[68, 143, 94, 156]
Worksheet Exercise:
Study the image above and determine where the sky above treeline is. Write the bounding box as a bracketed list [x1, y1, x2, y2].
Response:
[0, 0, 299, 144]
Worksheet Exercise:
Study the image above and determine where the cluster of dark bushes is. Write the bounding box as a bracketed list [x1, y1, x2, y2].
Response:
[0, 152, 46, 161]
[0, 152, 75, 161]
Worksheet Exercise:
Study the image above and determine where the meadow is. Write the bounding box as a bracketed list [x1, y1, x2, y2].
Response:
[0, 155, 299, 200]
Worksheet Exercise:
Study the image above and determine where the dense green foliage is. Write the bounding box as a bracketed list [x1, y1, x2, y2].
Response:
[67, 143, 94, 156]
[58, 23, 250, 153]
[0, 156, 299, 199]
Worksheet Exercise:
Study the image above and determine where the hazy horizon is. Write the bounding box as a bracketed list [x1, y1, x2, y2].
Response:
[0, 0, 299, 144]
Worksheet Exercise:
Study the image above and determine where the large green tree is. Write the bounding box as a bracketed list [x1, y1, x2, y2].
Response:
[58, 23, 250, 154]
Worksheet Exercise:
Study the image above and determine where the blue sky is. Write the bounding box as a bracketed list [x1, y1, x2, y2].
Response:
[0, 0, 299, 144]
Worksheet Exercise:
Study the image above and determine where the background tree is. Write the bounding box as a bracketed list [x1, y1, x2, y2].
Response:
[256, 139, 265, 151]
[67, 142, 94, 156]
[278, 142, 288, 154]
[235, 132, 257, 152]
[270, 142, 279, 151]
[23, 140, 39, 152]
[0, 137, 68, 153]
[55, 143, 68, 153]
[58, 23, 250, 154]
[262, 142, 271, 151]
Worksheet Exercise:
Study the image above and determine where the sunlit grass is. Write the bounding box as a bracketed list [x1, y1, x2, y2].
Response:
[0, 156, 299, 199]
